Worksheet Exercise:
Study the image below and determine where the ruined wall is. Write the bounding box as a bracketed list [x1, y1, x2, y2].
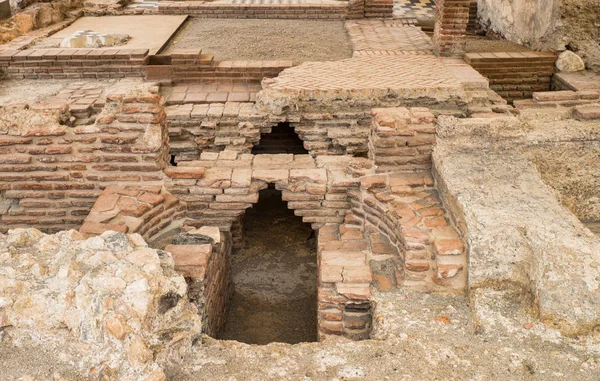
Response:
[165, 227, 233, 338]
[0, 84, 168, 233]
[0, 0, 80, 44]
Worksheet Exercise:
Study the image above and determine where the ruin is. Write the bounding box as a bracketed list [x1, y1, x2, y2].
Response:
[0, 0, 599, 379]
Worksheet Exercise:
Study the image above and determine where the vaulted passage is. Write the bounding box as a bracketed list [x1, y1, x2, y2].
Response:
[251, 122, 308, 154]
[219, 186, 318, 344]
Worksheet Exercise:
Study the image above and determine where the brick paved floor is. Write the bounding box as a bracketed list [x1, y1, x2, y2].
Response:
[161, 83, 263, 105]
[262, 55, 461, 92]
[345, 20, 433, 53]
[394, 0, 435, 19]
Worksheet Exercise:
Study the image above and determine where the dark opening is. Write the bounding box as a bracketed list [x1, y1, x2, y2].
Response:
[219, 185, 318, 344]
[251, 122, 309, 154]
[170, 155, 177, 166]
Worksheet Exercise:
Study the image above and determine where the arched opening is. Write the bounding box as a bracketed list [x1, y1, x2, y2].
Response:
[219, 184, 318, 344]
[251, 122, 308, 154]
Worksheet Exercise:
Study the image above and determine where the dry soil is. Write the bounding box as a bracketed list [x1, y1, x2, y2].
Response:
[162, 18, 354, 63]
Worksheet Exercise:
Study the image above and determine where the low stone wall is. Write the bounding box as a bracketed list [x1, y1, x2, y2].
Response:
[0, 83, 168, 232]
[464, 52, 557, 102]
[0, 48, 149, 79]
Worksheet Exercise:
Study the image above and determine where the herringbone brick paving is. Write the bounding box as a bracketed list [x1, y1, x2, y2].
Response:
[263, 55, 461, 91]
[346, 20, 433, 53]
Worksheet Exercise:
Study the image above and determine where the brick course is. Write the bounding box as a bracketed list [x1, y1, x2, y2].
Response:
[0, 48, 149, 80]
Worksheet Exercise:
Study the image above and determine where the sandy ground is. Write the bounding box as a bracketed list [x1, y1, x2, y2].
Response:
[220, 187, 318, 344]
[465, 36, 532, 53]
[162, 19, 353, 63]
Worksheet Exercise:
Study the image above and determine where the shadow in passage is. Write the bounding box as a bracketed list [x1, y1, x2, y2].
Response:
[219, 186, 318, 344]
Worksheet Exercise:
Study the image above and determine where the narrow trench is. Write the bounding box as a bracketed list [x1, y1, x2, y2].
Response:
[251, 122, 308, 154]
[219, 186, 318, 344]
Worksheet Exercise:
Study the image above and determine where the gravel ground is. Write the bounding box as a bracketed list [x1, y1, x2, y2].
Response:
[162, 19, 353, 63]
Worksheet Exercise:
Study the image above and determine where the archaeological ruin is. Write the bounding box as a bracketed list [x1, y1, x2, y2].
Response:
[0, 0, 599, 379]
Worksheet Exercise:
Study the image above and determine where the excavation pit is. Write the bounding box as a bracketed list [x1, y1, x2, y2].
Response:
[220, 186, 318, 344]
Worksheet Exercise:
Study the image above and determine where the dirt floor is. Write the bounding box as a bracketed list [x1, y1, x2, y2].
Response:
[162, 18, 353, 63]
[219, 187, 318, 344]
[465, 35, 533, 53]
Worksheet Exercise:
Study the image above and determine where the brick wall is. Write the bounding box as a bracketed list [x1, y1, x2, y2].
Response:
[80, 185, 185, 240]
[165, 107, 372, 161]
[432, 0, 471, 57]
[465, 52, 557, 102]
[364, 0, 392, 18]
[350, 171, 467, 291]
[166, 102, 268, 162]
[368, 107, 436, 172]
[0, 48, 149, 80]
[317, 223, 372, 340]
[164, 152, 358, 231]
[0, 84, 168, 233]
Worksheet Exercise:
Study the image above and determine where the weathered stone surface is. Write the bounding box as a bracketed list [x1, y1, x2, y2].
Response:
[0, 229, 201, 380]
[434, 148, 600, 335]
[556, 50, 586, 72]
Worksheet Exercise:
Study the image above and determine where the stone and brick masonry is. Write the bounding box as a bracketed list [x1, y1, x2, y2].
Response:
[0, 83, 168, 232]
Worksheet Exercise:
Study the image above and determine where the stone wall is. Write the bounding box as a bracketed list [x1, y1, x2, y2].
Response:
[0, 0, 79, 44]
[0, 83, 168, 232]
